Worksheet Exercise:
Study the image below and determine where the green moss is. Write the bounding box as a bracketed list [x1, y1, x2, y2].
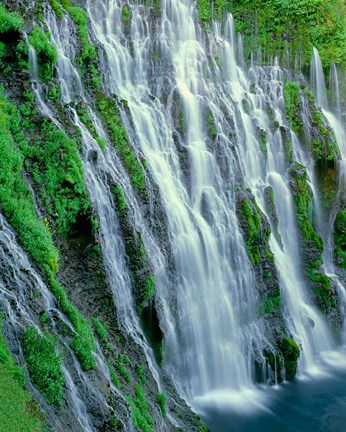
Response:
[0, 317, 45, 432]
[279, 337, 300, 381]
[283, 82, 303, 133]
[137, 365, 146, 385]
[23, 327, 64, 405]
[290, 164, 323, 250]
[156, 393, 167, 418]
[0, 4, 23, 34]
[96, 92, 147, 197]
[143, 275, 155, 302]
[108, 362, 121, 388]
[48, 0, 64, 18]
[259, 295, 281, 316]
[91, 317, 108, 343]
[122, 4, 130, 24]
[258, 128, 268, 158]
[240, 200, 261, 265]
[116, 354, 131, 383]
[206, 112, 217, 140]
[334, 211, 346, 269]
[113, 185, 127, 214]
[28, 27, 57, 82]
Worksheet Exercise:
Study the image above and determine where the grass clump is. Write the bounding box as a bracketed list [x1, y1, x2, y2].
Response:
[28, 27, 57, 82]
[116, 354, 131, 383]
[0, 317, 45, 431]
[23, 327, 64, 405]
[127, 384, 155, 432]
[96, 92, 147, 197]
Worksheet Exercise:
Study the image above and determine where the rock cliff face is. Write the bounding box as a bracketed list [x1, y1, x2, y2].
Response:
[0, 0, 345, 431]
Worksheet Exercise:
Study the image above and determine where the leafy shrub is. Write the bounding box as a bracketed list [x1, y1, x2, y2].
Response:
[0, 4, 23, 34]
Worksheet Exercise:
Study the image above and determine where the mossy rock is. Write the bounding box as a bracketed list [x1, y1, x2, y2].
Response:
[279, 337, 300, 381]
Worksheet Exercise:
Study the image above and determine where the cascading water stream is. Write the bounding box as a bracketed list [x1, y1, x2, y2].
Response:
[215, 32, 335, 372]
[86, 0, 271, 408]
[309, 48, 346, 342]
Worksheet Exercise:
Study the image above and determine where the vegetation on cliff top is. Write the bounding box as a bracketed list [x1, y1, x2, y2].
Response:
[231, 0, 346, 68]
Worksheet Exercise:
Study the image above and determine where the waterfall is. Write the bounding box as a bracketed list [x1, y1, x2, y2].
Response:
[310, 47, 346, 344]
[86, 0, 266, 404]
[310, 47, 328, 109]
[4, 0, 346, 426]
[330, 63, 341, 115]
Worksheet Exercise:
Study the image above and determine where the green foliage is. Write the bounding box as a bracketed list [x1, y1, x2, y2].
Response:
[258, 128, 268, 158]
[231, 0, 346, 68]
[137, 365, 146, 385]
[116, 354, 131, 383]
[122, 4, 131, 23]
[196, 0, 229, 25]
[28, 27, 57, 82]
[156, 393, 167, 418]
[113, 186, 127, 215]
[0, 317, 45, 432]
[16, 40, 29, 69]
[96, 92, 147, 197]
[0, 4, 23, 34]
[279, 337, 300, 381]
[207, 112, 217, 140]
[127, 384, 155, 432]
[143, 275, 155, 302]
[283, 82, 303, 133]
[240, 200, 261, 265]
[259, 295, 281, 315]
[45, 270, 96, 370]
[0, 90, 59, 273]
[23, 327, 64, 405]
[289, 164, 323, 250]
[48, 0, 64, 18]
[18, 95, 90, 237]
[91, 317, 108, 343]
[108, 362, 121, 388]
[334, 211, 346, 269]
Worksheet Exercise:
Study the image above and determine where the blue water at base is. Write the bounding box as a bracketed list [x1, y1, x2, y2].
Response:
[202, 365, 346, 432]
